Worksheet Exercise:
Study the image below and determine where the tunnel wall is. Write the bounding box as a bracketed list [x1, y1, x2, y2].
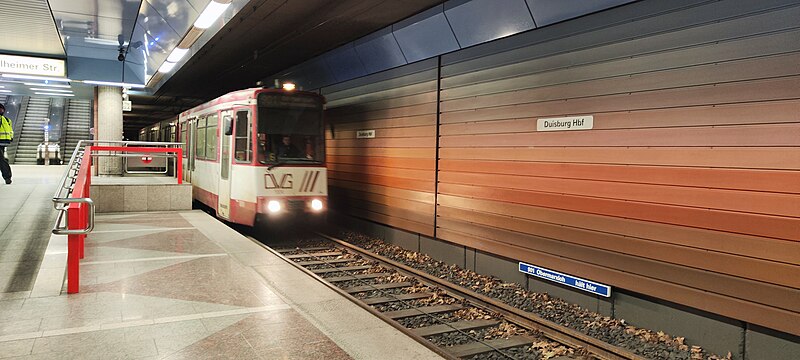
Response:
[324, 59, 440, 237]
[321, 0, 800, 344]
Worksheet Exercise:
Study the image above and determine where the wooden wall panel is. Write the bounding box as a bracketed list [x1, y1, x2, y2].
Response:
[439, 147, 800, 170]
[319, 0, 800, 335]
[439, 160, 800, 194]
[440, 101, 800, 134]
[323, 66, 438, 237]
[436, 228, 800, 337]
[436, 1, 800, 335]
[437, 195, 800, 265]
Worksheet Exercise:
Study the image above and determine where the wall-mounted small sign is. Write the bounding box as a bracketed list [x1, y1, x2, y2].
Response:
[356, 130, 375, 139]
[537, 115, 593, 132]
[0, 54, 65, 77]
[519, 262, 611, 297]
[122, 101, 132, 112]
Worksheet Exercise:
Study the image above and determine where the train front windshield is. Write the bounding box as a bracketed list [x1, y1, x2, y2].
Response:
[256, 93, 324, 165]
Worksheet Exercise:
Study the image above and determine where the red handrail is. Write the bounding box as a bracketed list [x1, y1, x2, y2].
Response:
[66, 145, 183, 294]
[66, 147, 92, 293]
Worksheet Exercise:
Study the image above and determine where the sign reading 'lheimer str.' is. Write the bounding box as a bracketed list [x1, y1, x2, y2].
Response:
[537, 115, 593, 131]
[519, 262, 611, 297]
[0, 54, 65, 77]
[356, 130, 376, 139]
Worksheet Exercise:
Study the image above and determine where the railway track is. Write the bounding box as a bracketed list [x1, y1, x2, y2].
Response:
[260, 233, 647, 360]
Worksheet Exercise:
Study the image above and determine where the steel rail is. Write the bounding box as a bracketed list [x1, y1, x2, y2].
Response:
[248, 236, 460, 360]
[318, 233, 648, 360]
[287, 244, 521, 359]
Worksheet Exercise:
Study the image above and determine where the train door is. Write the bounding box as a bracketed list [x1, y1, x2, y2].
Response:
[188, 117, 197, 183]
[217, 110, 234, 219]
[179, 119, 189, 182]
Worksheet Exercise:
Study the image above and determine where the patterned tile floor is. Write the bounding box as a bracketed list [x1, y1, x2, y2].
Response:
[0, 207, 442, 359]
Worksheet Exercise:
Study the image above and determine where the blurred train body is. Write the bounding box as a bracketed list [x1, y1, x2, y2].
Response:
[140, 87, 328, 226]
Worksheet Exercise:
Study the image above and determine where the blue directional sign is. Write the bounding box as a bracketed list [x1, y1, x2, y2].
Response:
[519, 262, 611, 297]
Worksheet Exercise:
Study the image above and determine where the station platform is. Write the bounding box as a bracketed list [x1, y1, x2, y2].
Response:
[0, 165, 65, 299]
[0, 206, 442, 359]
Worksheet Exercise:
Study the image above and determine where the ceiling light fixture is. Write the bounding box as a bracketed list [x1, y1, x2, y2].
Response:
[194, 1, 231, 29]
[2, 74, 71, 82]
[158, 61, 177, 73]
[35, 92, 74, 97]
[167, 48, 190, 63]
[23, 82, 71, 88]
[82, 80, 146, 88]
[0, 90, 11, 93]
[29, 88, 73, 93]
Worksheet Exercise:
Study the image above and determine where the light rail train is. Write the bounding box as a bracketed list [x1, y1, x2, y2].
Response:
[140, 86, 327, 226]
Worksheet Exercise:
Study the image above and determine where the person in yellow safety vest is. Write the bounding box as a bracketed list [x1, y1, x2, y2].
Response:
[0, 103, 13, 184]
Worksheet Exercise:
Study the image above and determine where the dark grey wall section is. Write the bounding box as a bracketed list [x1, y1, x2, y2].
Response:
[392, 5, 460, 63]
[384, 226, 421, 253]
[443, 0, 536, 48]
[419, 235, 466, 268]
[527, 275, 613, 317]
[324, 44, 368, 83]
[745, 325, 800, 360]
[353, 27, 408, 74]
[527, 0, 635, 27]
[614, 292, 745, 359]
[474, 250, 527, 286]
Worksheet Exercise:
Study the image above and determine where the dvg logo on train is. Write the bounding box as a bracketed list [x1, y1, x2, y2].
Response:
[264, 170, 321, 192]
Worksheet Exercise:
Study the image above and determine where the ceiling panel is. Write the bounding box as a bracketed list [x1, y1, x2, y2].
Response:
[49, 0, 139, 20]
[354, 26, 408, 74]
[138, 1, 182, 52]
[392, 5, 460, 63]
[325, 44, 368, 83]
[145, 0, 200, 38]
[527, 0, 636, 27]
[1, 0, 64, 57]
[444, 0, 536, 47]
[55, 12, 136, 49]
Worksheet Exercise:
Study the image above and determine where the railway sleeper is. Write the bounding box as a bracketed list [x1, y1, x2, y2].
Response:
[325, 272, 392, 283]
[311, 265, 372, 274]
[343, 282, 413, 294]
[276, 247, 331, 254]
[383, 304, 464, 319]
[446, 335, 533, 358]
[362, 292, 434, 305]
[284, 251, 342, 259]
[295, 258, 353, 266]
[412, 319, 500, 337]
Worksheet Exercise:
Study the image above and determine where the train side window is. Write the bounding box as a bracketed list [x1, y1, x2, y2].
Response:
[234, 110, 251, 163]
[180, 122, 187, 157]
[196, 116, 207, 159]
[206, 113, 219, 161]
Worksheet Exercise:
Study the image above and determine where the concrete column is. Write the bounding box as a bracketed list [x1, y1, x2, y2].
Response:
[96, 86, 123, 175]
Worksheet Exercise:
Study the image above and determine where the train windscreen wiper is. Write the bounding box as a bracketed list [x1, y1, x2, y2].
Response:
[267, 161, 288, 170]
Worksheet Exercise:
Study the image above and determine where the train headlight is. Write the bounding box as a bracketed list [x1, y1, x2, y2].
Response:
[311, 199, 323, 211]
[267, 200, 281, 213]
